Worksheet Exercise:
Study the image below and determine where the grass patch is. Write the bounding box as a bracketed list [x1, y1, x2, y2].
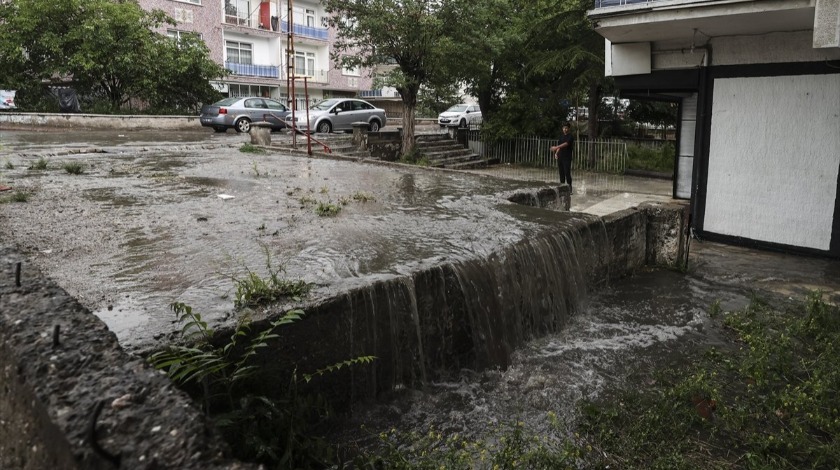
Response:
[1, 190, 30, 203]
[63, 161, 85, 174]
[315, 201, 341, 217]
[4, 160, 13, 170]
[28, 157, 49, 170]
[626, 142, 675, 173]
[233, 250, 311, 310]
[240, 143, 266, 154]
[576, 292, 840, 469]
[352, 191, 375, 203]
[400, 149, 430, 166]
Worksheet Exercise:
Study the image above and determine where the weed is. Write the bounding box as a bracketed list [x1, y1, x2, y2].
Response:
[299, 194, 317, 205]
[240, 143, 265, 154]
[708, 299, 721, 318]
[233, 249, 311, 310]
[319, 186, 329, 194]
[1, 190, 30, 203]
[315, 201, 341, 217]
[251, 161, 262, 176]
[338, 196, 350, 206]
[28, 158, 48, 170]
[352, 191, 375, 203]
[63, 161, 85, 174]
[4, 160, 13, 170]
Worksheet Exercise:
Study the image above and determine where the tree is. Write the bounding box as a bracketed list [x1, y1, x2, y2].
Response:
[324, 0, 464, 154]
[0, 0, 226, 112]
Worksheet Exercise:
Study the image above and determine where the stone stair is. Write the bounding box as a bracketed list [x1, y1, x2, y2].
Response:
[415, 133, 486, 169]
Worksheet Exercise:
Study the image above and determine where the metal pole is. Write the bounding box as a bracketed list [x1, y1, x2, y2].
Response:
[305, 77, 311, 155]
[287, 0, 296, 148]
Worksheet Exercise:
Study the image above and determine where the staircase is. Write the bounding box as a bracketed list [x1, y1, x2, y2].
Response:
[414, 133, 486, 169]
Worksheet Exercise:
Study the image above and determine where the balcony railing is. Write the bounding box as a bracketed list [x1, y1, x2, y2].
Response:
[226, 61, 281, 78]
[292, 69, 328, 84]
[360, 89, 400, 98]
[224, 14, 251, 27]
[280, 20, 328, 40]
[593, 0, 711, 7]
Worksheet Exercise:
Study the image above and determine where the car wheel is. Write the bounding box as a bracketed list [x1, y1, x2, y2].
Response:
[213, 126, 227, 133]
[369, 120, 381, 132]
[234, 118, 251, 133]
[316, 121, 332, 134]
[459, 119, 467, 128]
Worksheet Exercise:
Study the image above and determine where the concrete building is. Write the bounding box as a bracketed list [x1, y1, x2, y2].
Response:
[138, 0, 373, 108]
[589, 0, 840, 257]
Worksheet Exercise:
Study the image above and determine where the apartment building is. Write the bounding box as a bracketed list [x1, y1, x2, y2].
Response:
[138, 0, 372, 108]
[589, 0, 840, 257]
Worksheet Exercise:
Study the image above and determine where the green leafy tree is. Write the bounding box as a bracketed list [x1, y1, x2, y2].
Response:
[0, 0, 225, 112]
[324, 0, 464, 153]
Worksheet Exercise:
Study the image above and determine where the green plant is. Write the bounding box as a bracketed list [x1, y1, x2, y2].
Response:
[28, 157, 48, 170]
[240, 143, 266, 154]
[63, 161, 85, 174]
[575, 292, 840, 469]
[626, 142, 675, 173]
[315, 201, 341, 217]
[319, 186, 329, 194]
[251, 160, 262, 176]
[299, 194, 317, 205]
[150, 301, 375, 468]
[352, 191, 375, 203]
[3, 191, 30, 203]
[233, 249, 311, 309]
[4, 160, 13, 170]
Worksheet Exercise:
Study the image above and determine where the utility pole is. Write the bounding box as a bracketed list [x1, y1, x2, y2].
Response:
[285, 0, 296, 146]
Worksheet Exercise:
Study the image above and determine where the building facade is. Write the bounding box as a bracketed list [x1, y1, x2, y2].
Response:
[137, 0, 373, 109]
[589, 0, 840, 257]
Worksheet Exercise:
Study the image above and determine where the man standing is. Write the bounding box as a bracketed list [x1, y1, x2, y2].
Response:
[550, 123, 575, 191]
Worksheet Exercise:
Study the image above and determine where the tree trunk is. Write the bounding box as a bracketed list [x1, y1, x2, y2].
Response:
[398, 82, 419, 155]
[402, 103, 416, 155]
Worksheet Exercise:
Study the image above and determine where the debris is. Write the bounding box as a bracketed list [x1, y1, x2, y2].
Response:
[217, 194, 235, 200]
[0, 185, 12, 192]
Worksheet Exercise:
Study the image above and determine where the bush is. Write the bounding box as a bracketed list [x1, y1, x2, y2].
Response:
[626, 142, 674, 173]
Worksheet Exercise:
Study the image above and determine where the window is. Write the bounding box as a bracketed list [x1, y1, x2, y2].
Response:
[228, 84, 275, 98]
[342, 65, 360, 77]
[225, 0, 251, 26]
[226, 41, 252, 65]
[295, 51, 315, 76]
[167, 29, 201, 41]
[306, 9, 316, 27]
[265, 99, 286, 111]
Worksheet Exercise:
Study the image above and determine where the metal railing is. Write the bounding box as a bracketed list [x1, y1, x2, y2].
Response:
[469, 130, 628, 174]
[592, 0, 712, 8]
[225, 61, 281, 78]
[280, 20, 329, 40]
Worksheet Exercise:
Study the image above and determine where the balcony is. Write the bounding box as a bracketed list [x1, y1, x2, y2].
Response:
[292, 69, 328, 84]
[590, 0, 817, 44]
[226, 61, 281, 79]
[225, 14, 251, 28]
[280, 20, 328, 41]
[360, 89, 400, 98]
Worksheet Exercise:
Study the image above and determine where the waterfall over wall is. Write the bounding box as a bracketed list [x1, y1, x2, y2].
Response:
[271, 203, 688, 405]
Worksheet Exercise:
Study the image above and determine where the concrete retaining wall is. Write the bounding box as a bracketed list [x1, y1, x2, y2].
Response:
[0, 201, 687, 466]
[0, 113, 198, 130]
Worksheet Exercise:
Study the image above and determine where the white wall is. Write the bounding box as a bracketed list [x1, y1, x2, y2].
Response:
[224, 32, 277, 65]
[704, 74, 840, 250]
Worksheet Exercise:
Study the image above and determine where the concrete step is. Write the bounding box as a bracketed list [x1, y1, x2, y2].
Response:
[415, 141, 464, 151]
[427, 153, 484, 167]
[444, 158, 488, 170]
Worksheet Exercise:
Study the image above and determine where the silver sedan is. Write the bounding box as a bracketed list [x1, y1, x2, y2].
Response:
[199, 97, 290, 133]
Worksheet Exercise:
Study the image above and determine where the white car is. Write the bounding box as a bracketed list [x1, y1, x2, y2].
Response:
[438, 104, 482, 128]
[0, 90, 17, 110]
[284, 98, 386, 133]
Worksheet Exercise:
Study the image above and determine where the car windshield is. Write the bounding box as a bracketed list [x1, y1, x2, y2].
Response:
[213, 97, 240, 106]
[311, 99, 340, 111]
[445, 105, 468, 113]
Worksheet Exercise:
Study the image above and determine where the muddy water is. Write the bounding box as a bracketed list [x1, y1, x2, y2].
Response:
[1, 130, 583, 352]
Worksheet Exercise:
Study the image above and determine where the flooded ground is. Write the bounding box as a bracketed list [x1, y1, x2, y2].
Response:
[0, 128, 669, 353]
[3, 128, 838, 452]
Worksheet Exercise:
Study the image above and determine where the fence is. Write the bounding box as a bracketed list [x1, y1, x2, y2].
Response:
[469, 129, 628, 174]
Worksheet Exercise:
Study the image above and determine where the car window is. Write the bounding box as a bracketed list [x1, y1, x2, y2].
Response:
[446, 104, 468, 113]
[213, 97, 239, 106]
[244, 99, 267, 109]
[265, 99, 286, 111]
[312, 99, 339, 111]
[356, 101, 374, 110]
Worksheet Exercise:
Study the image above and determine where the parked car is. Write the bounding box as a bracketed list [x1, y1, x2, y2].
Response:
[199, 97, 290, 133]
[438, 104, 482, 128]
[0, 90, 17, 110]
[284, 98, 386, 133]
